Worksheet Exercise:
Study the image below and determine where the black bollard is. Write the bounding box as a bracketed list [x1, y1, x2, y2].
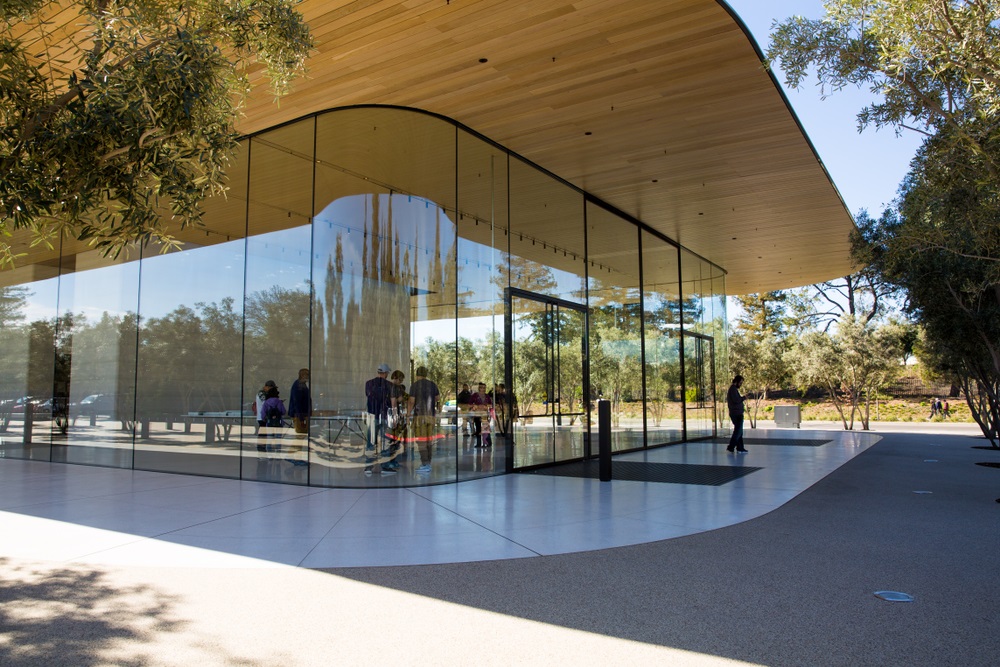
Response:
[598, 399, 611, 482]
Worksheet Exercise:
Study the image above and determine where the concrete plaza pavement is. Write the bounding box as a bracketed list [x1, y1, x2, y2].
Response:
[1, 421, 997, 665]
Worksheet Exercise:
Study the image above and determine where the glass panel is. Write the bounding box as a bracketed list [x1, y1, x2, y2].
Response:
[510, 295, 587, 468]
[507, 157, 586, 304]
[51, 250, 139, 467]
[681, 250, 713, 438]
[311, 108, 457, 486]
[711, 271, 729, 433]
[241, 123, 314, 484]
[642, 233, 683, 445]
[553, 305, 587, 462]
[587, 204, 642, 452]
[0, 263, 59, 461]
[454, 131, 508, 478]
[132, 140, 249, 478]
[510, 295, 552, 467]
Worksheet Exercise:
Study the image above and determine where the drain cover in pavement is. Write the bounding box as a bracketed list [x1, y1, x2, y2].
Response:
[522, 460, 761, 485]
[874, 591, 914, 602]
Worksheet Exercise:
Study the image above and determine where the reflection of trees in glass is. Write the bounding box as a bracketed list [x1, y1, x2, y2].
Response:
[0, 288, 30, 402]
[511, 333, 545, 418]
[312, 194, 460, 411]
[495, 254, 556, 302]
[588, 293, 640, 426]
[644, 332, 680, 426]
[138, 298, 243, 416]
[244, 285, 311, 399]
[0, 286, 28, 329]
[643, 294, 684, 424]
[26, 318, 61, 400]
[68, 312, 139, 426]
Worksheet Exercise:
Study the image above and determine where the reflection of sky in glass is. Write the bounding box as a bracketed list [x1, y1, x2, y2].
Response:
[246, 225, 312, 296]
[315, 193, 458, 325]
[138, 240, 246, 318]
[20, 278, 59, 322]
[315, 194, 446, 273]
[59, 260, 140, 325]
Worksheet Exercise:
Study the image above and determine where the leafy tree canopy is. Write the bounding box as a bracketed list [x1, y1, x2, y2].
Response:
[768, 0, 1000, 170]
[855, 126, 1000, 442]
[0, 0, 312, 266]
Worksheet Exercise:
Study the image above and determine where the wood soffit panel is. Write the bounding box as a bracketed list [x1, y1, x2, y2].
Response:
[10, 0, 855, 293]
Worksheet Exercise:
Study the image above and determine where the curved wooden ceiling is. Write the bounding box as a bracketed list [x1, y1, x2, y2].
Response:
[8, 0, 855, 293]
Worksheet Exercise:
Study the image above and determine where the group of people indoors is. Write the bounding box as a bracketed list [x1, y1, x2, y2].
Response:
[250, 365, 516, 477]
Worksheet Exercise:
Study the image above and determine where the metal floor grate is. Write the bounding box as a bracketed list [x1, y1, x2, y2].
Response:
[522, 460, 761, 486]
[710, 438, 831, 447]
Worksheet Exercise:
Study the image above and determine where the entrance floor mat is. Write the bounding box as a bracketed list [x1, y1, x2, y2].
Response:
[709, 437, 831, 447]
[522, 460, 761, 486]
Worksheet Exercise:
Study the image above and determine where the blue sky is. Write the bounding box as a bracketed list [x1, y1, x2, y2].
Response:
[725, 0, 924, 216]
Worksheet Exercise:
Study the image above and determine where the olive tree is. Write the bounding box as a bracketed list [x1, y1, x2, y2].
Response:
[787, 315, 905, 430]
[0, 0, 312, 265]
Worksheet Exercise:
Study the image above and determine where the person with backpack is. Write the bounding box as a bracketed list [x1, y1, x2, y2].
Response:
[258, 384, 286, 455]
[254, 380, 278, 450]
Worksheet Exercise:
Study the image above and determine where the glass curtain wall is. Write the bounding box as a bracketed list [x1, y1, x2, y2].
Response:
[241, 124, 313, 485]
[51, 249, 140, 468]
[680, 249, 717, 439]
[0, 264, 59, 461]
[131, 143, 249, 478]
[507, 157, 588, 468]
[0, 106, 728, 485]
[455, 131, 508, 476]
[711, 270, 729, 433]
[641, 231, 683, 445]
[311, 108, 460, 486]
[587, 203, 643, 452]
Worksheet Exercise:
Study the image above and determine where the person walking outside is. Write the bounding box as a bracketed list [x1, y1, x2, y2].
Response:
[726, 374, 748, 453]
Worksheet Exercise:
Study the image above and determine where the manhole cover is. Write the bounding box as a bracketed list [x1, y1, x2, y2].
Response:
[975, 462, 1000, 469]
[874, 591, 914, 602]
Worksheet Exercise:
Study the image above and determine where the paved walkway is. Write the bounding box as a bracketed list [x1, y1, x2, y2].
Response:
[1, 422, 996, 666]
[1, 428, 878, 568]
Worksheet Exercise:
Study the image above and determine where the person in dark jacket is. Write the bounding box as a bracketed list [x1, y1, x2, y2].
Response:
[364, 363, 396, 475]
[288, 369, 312, 434]
[726, 375, 748, 453]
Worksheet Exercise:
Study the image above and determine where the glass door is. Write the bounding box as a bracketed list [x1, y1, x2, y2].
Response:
[505, 288, 588, 470]
[683, 332, 716, 439]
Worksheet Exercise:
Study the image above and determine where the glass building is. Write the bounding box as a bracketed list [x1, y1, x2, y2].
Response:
[0, 106, 729, 487]
[2, 1, 855, 490]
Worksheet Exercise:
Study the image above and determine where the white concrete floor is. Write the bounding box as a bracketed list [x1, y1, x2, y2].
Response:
[0, 428, 881, 569]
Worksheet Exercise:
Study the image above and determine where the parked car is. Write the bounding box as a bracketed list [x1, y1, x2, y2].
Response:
[10, 396, 47, 414]
[78, 394, 115, 417]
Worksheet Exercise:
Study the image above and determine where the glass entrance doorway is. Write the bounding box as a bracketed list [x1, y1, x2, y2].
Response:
[683, 332, 716, 439]
[505, 288, 589, 470]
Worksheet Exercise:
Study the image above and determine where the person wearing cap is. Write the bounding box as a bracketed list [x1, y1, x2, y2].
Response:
[364, 363, 396, 475]
[253, 380, 277, 442]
